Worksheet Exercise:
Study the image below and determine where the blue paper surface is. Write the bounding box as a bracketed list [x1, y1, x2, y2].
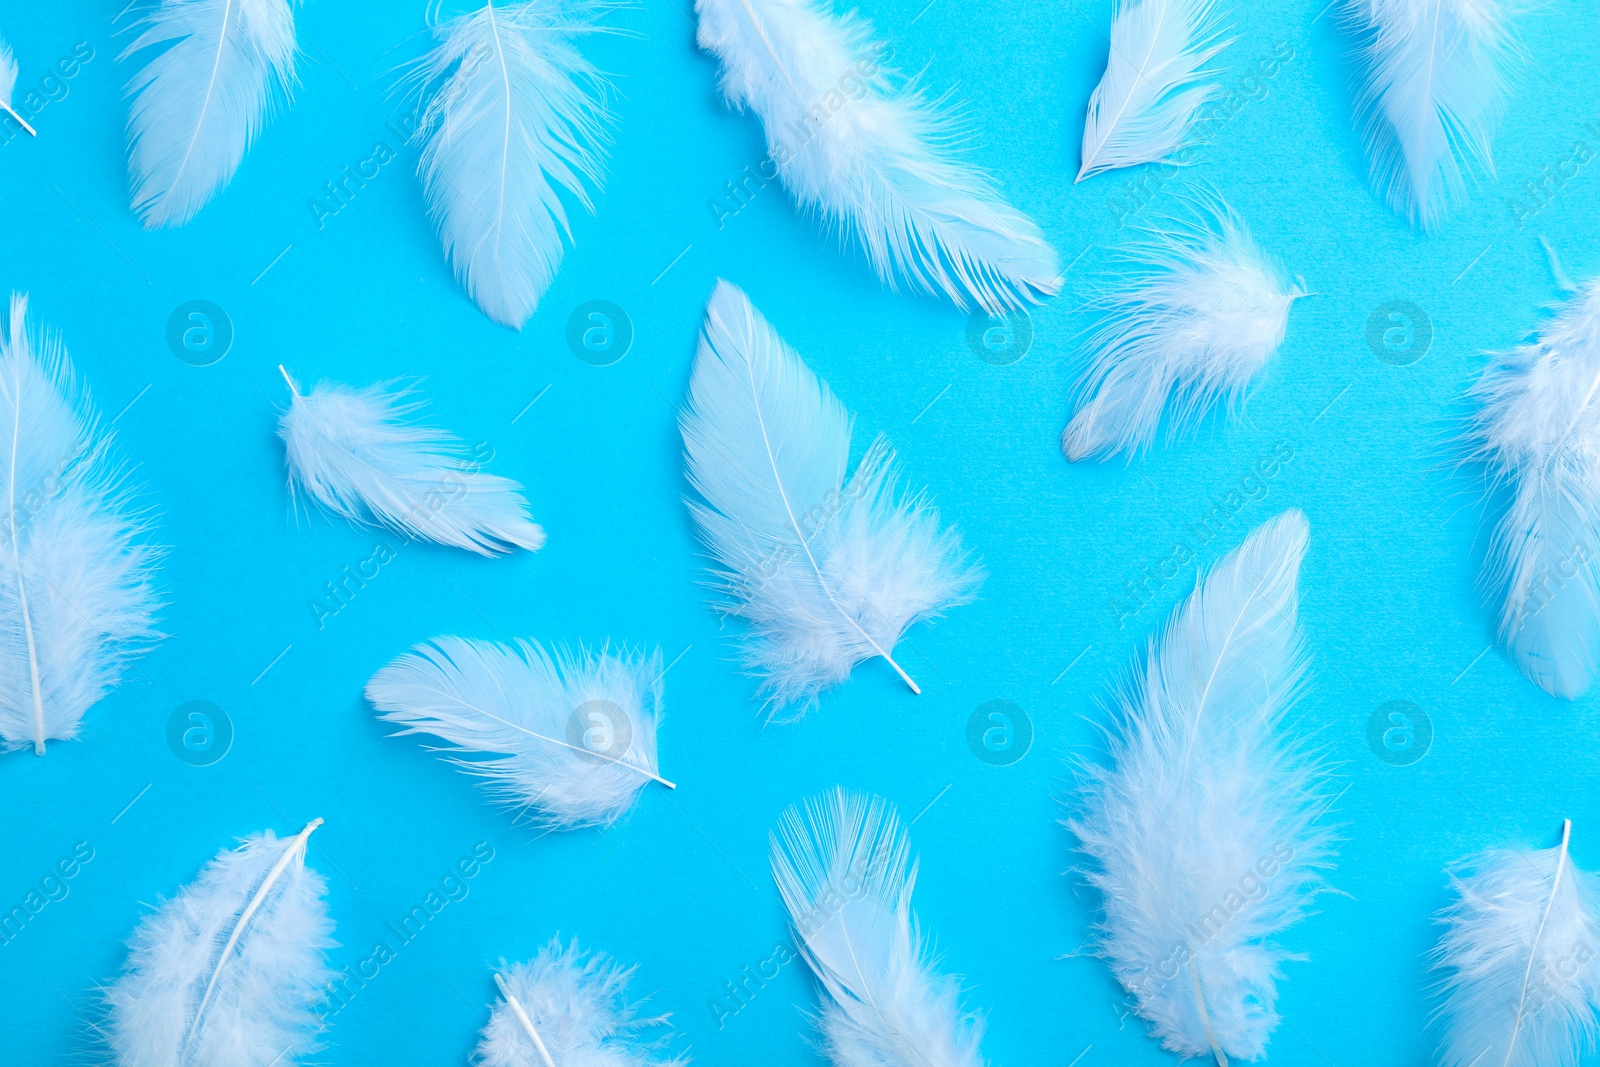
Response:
[3, 1, 1600, 1063]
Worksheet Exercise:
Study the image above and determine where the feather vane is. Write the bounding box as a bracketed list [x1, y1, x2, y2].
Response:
[1, 34, 36, 136]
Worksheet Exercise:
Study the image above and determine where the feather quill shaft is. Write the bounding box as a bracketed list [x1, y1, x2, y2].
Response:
[680, 281, 982, 715]
[0, 36, 37, 136]
[1068, 510, 1330, 1064]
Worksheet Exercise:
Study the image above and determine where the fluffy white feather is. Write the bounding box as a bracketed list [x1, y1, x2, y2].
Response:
[476, 939, 686, 1067]
[1467, 278, 1600, 700]
[104, 820, 335, 1067]
[0, 295, 161, 756]
[772, 789, 985, 1067]
[278, 368, 544, 556]
[1062, 201, 1303, 462]
[1431, 820, 1600, 1067]
[1347, 0, 1517, 230]
[121, 0, 297, 228]
[1077, 0, 1231, 182]
[680, 281, 982, 716]
[695, 0, 1060, 313]
[1067, 510, 1331, 1064]
[0, 34, 37, 136]
[407, 0, 615, 329]
[364, 636, 672, 830]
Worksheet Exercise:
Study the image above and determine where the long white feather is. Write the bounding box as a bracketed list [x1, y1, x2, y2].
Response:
[1431, 820, 1600, 1067]
[1062, 201, 1303, 462]
[680, 281, 982, 716]
[1067, 510, 1331, 1065]
[1076, 0, 1231, 182]
[0, 34, 37, 136]
[0, 295, 161, 756]
[1346, 0, 1517, 230]
[278, 369, 544, 556]
[364, 636, 672, 830]
[1467, 279, 1600, 700]
[104, 820, 335, 1067]
[772, 789, 986, 1067]
[121, 0, 297, 228]
[476, 939, 687, 1067]
[408, 0, 615, 330]
[694, 0, 1060, 313]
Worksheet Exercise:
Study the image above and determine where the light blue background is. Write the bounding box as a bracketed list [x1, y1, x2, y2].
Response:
[3, 0, 1600, 1063]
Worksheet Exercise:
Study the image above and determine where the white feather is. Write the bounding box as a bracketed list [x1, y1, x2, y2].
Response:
[0, 33, 35, 137]
[772, 789, 986, 1067]
[476, 939, 686, 1067]
[408, 0, 616, 330]
[364, 636, 671, 831]
[104, 820, 335, 1067]
[1346, 0, 1517, 230]
[1467, 279, 1600, 700]
[121, 0, 297, 228]
[1431, 820, 1600, 1067]
[694, 0, 1060, 313]
[679, 281, 982, 716]
[1062, 201, 1303, 462]
[1077, 0, 1231, 182]
[0, 295, 161, 756]
[278, 370, 544, 556]
[1066, 510, 1331, 1064]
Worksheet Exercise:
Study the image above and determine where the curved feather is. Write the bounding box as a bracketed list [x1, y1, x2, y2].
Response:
[121, 0, 297, 228]
[1067, 510, 1331, 1064]
[408, 0, 615, 330]
[694, 0, 1060, 313]
[477, 939, 687, 1067]
[104, 821, 335, 1067]
[1062, 202, 1302, 462]
[0, 34, 35, 137]
[1467, 280, 1600, 699]
[772, 790, 986, 1067]
[1347, 0, 1517, 230]
[364, 636, 670, 830]
[1077, 0, 1231, 182]
[278, 370, 544, 556]
[0, 295, 161, 756]
[679, 281, 982, 716]
[1431, 821, 1600, 1067]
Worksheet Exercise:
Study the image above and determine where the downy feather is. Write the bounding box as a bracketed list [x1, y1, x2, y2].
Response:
[1077, 0, 1231, 182]
[476, 938, 687, 1067]
[1062, 201, 1303, 462]
[1067, 510, 1331, 1064]
[772, 789, 986, 1067]
[104, 820, 335, 1067]
[407, 0, 616, 329]
[1431, 820, 1600, 1067]
[1347, 0, 1517, 230]
[679, 281, 983, 716]
[694, 0, 1060, 313]
[0, 295, 161, 756]
[364, 636, 672, 830]
[278, 369, 544, 556]
[0, 33, 36, 136]
[1467, 278, 1600, 700]
[121, 0, 297, 228]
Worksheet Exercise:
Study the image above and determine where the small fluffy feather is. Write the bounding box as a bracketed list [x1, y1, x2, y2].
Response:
[104, 822, 335, 1067]
[121, 0, 297, 228]
[407, 0, 615, 329]
[278, 372, 543, 556]
[1346, 0, 1517, 230]
[1063, 202, 1301, 462]
[1067, 510, 1331, 1064]
[772, 789, 985, 1067]
[365, 636, 667, 830]
[0, 295, 161, 756]
[1077, 0, 1231, 182]
[1467, 278, 1600, 699]
[1431, 822, 1600, 1067]
[680, 281, 982, 716]
[477, 939, 686, 1067]
[695, 0, 1060, 313]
